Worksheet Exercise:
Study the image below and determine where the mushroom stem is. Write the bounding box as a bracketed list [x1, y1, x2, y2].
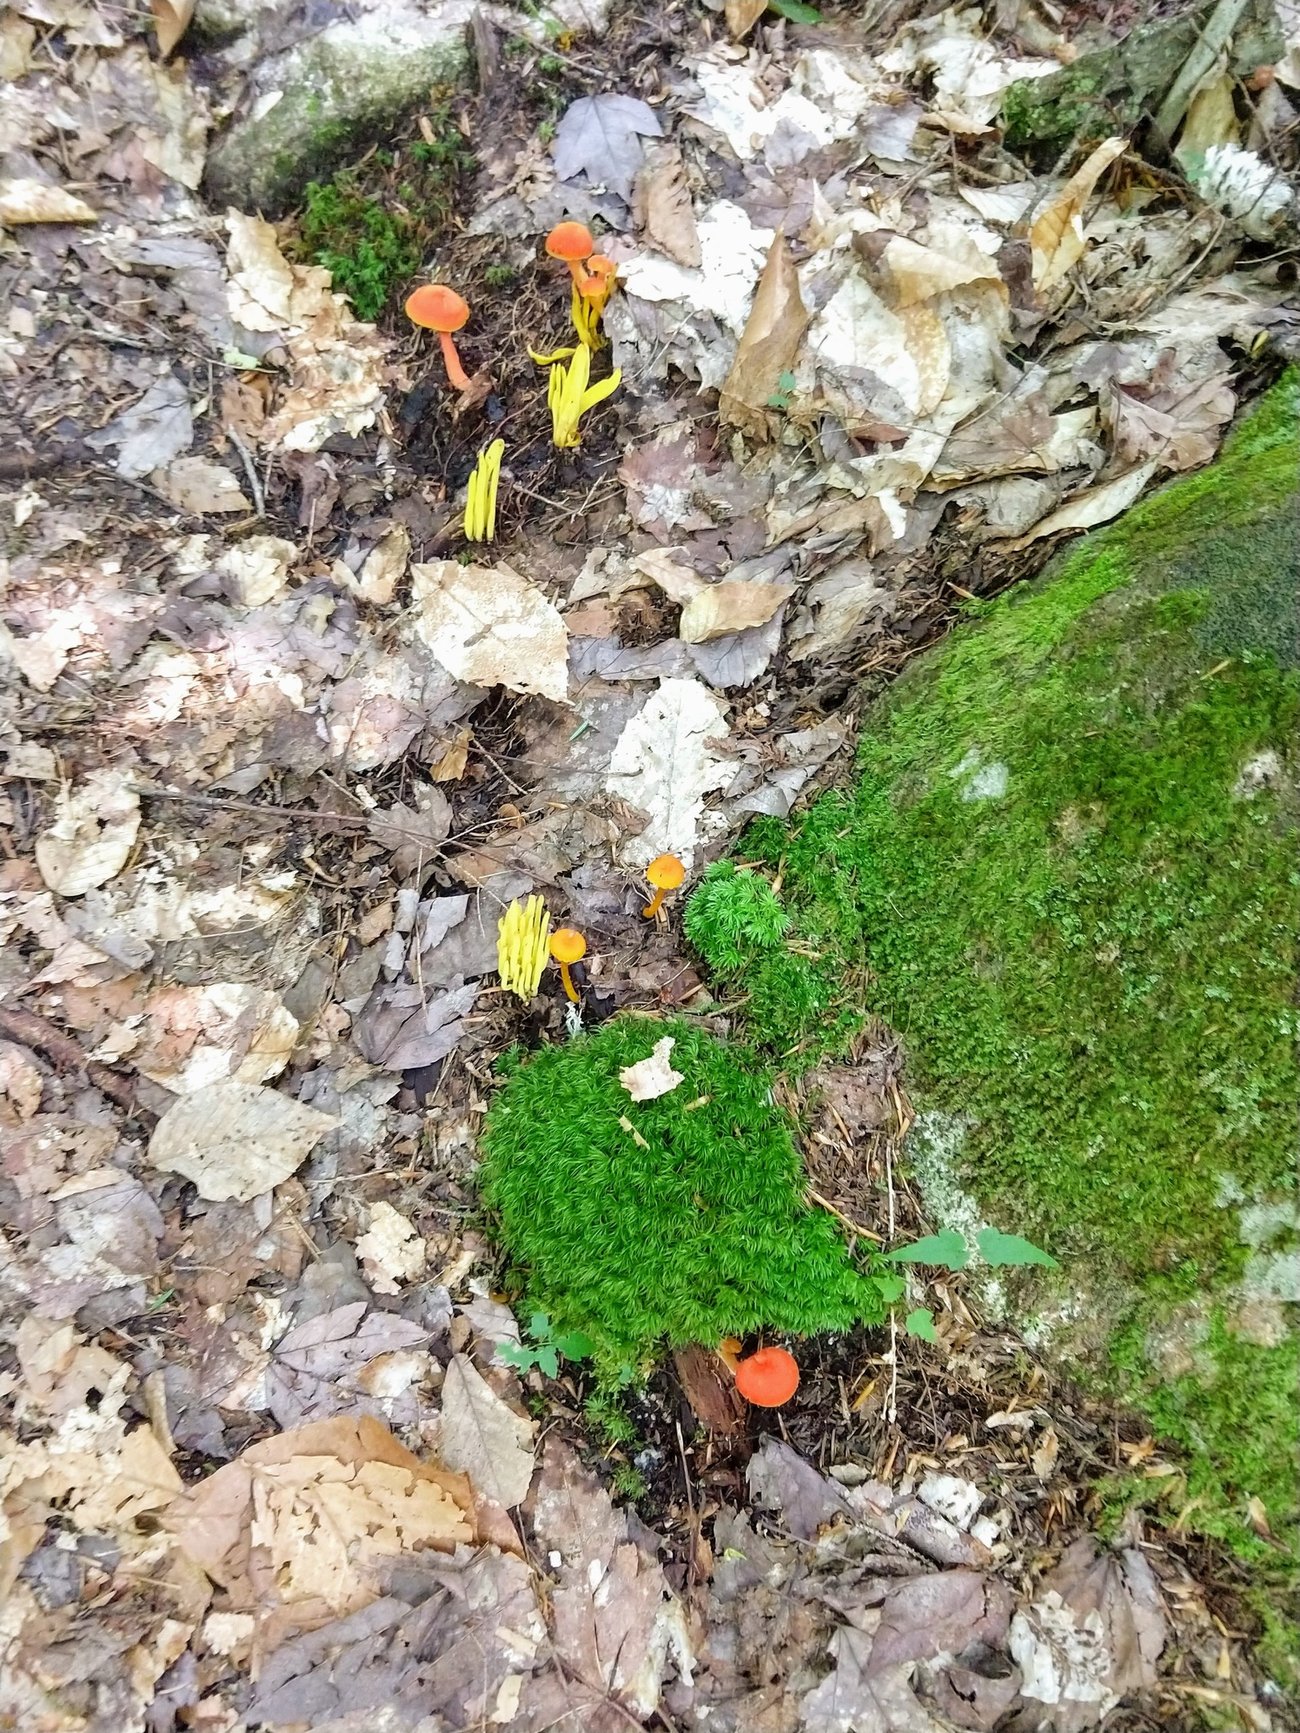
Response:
[558, 960, 580, 1003]
[438, 330, 471, 392]
[642, 886, 667, 920]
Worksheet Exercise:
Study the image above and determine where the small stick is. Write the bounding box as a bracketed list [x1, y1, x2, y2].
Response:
[0, 1004, 137, 1110]
[807, 1188, 883, 1243]
[226, 425, 265, 517]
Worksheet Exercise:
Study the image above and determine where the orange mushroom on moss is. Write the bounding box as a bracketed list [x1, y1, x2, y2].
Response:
[734, 1346, 800, 1407]
[405, 284, 472, 391]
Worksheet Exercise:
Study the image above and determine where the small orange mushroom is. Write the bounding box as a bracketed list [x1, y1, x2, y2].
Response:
[642, 853, 685, 919]
[545, 220, 596, 288]
[735, 1346, 800, 1407]
[549, 926, 587, 1004]
[577, 253, 617, 312]
[404, 284, 472, 392]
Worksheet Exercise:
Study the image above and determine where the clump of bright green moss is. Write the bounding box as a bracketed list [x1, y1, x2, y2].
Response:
[479, 1017, 884, 1375]
[724, 374, 1300, 1622]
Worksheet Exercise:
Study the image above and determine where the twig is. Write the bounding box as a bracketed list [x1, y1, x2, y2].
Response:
[225, 424, 266, 517]
[0, 1004, 138, 1110]
[807, 1188, 883, 1243]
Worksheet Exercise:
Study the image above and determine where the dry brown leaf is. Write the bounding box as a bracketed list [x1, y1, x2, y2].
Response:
[438, 1353, 536, 1508]
[1030, 137, 1128, 290]
[148, 1079, 336, 1202]
[679, 578, 793, 644]
[725, 0, 767, 36]
[619, 1035, 685, 1101]
[170, 1415, 475, 1644]
[1104, 362, 1235, 472]
[35, 768, 141, 896]
[0, 178, 97, 225]
[719, 231, 808, 441]
[151, 455, 251, 514]
[151, 0, 195, 56]
[641, 142, 702, 267]
[1009, 460, 1158, 548]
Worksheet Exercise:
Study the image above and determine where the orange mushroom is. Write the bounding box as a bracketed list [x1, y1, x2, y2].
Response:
[734, 1346, 800, 1407]
[642, 853, 685, 919]
[545, 221, 596, 288]
[549, 927, 587, 1004]
[577, 253, 617, 313]
[404, 284, 472, 392]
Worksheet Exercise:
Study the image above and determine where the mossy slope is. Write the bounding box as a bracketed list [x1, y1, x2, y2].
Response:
[720, 375, 1300, 1605]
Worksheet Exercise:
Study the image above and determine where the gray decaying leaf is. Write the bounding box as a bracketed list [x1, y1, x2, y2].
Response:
[147, 1080, 337, 1203]
[746, 1436, 853, 1540]
[532, 1438, 686, 1718]
[352, 980, 478, 1072]
[268, 1302, 431, 1428]
[246, 1550, 546, 1729]
[554, 93, 664, 203]
[84, 374, 193, 479]
[438, 1353, 536, 1510]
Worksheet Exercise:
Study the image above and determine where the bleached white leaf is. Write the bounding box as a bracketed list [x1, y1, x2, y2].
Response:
[439, 1353, 536, 1508]
[619, 1036, 685, 1102]
[606, 677, 737, 868]
[148, 1080, 336, 1202]
[619, 201, 774, 338]
[216, 536, 297, 607]
[0, 178, 96, 224]
[35, 769, 141, 897]
[356, 1202, 427, 1295]
[412, 560, 568, 702]
[151, 457, 250, 514]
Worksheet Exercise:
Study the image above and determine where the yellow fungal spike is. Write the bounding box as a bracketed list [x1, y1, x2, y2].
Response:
[497, 896, 552, 1002]
[464, 438, 505, 542]
[546, 347, 620, 450]
[569, 282, 604, 350]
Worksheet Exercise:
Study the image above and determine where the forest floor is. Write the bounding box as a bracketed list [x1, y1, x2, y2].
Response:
[1, 0, 1298, 1728]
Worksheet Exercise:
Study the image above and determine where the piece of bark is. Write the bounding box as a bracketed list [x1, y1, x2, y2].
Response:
[673, 1345, 746, 1435]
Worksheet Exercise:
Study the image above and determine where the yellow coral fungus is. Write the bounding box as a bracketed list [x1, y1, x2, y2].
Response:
[464, 438, 504, 542]
[497, 896, 551, 1002]
[546, 345, 620, 450]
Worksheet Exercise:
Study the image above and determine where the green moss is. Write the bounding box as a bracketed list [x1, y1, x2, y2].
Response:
[479, 1016, 885, 1375]
[723, 374, 1300, 1606]
[684, 861, 790, 972]
[294, 107, 473, 320]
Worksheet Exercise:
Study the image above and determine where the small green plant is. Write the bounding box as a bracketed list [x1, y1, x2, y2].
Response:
[484, 262, 517, 289]
[683, 861, 790, 973]
[610, 1463, 648, 1500]
[480, 1016, 885, 1373]
[498, 1311, 595, 1379]
[585, 1390, 637, 1445]
[767, 369, 796, 411]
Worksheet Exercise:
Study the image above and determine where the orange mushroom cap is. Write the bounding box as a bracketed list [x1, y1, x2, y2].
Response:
[734, 1346, 800, 1407]
[405, 284, 469, 333]
[545, 221, 595, 264]
[579, 254, 617, 290]
[646, 853, 685, 893]
[549, 927, 587, 965]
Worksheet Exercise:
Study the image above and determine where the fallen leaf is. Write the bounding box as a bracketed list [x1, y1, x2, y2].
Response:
[216, 535, 298, 607]
[619, 1035, 685, 1101]
[151, 455, 251, 513]
[352, 979, 478, 1072]
[438, 1352, 537, 1508]
[640, 142, 701, 267]
[132, 982, 299, 1093]
[148, 1079, 336, 1202]
[1103, 359, 1235, 472]
[553, 92, 664, 203]
[170, 1415, 475, 1643]
[0, 177, 97, 224]
[412, 559, 569, 702]
[719, 230, 809, 440]
[151, 0, 194, 56]
[1009, 461, 1158, 547]
[882, 226, 1003, 306]
[35, 768, 141, 896]
[605, 677, 738, 868]
[1032, 1427, 1060, 1480]
[341, 525, 410, 606]
[1030, 137, 1128, 290]
[356, 1201, 427, 1294]
[679, 578, 794, 644]
[268, 1302, 431, 1428]
[725, 0, 768, 35]
[85, 374, 193, 480]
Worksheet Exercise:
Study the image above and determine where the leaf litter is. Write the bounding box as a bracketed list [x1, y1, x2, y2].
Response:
[0, 0, 1295, 1722]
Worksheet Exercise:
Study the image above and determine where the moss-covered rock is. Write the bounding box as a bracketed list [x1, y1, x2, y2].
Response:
[1001, 0, 1282, 156]
[726, 373, 1300, 1666]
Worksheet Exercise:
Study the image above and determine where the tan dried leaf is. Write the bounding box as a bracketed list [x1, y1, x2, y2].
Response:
[619, 1035, 685, 1102]
[719, 231, 808, 441]
[151, 456, 250, 514]
[151, 0, 195, 56]
[148, 1079, 336, 1202]
[1030, 137, 1128, 290]
[641, 143, 701, 267]
[35, 768, 141, 896]
[0, 178, 96, 225]
[679, 578, 793, 644]
[439, 1353, 537, 1508]
[1009, 460, 1158, 547]
[725, 0, 767, 36]
[0, 1044, 44, 1121]
[412, 559, 569, 702]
